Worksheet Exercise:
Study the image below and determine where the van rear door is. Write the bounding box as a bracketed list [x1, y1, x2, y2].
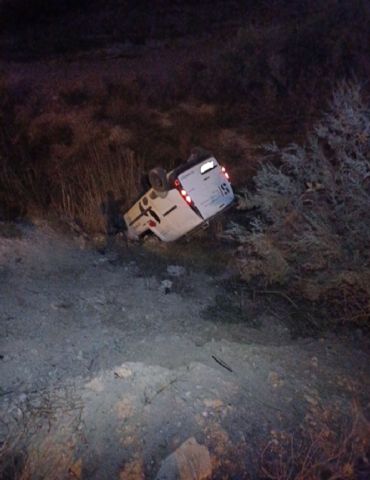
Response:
[178, 157, 234, 219]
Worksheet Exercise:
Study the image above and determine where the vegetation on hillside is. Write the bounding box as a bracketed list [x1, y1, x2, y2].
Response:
[1, 2, 369, 228]
[233, 83, 370, 329]
[0, 1, 369, 329]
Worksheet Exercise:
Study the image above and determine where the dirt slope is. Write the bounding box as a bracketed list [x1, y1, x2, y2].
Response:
[0, 222, 369, 479]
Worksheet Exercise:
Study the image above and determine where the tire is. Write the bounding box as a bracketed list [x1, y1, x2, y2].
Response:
[187, 146, 212, 163]
[148, 167, 169, 192]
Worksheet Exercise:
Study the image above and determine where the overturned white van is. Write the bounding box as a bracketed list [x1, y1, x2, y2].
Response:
[123, 148, 234, 242]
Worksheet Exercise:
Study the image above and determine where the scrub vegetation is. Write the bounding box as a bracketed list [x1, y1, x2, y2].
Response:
[1, 1, 369, 229]
[232, 83, 370, 330]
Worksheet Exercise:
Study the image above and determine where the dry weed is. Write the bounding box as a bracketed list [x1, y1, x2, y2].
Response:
[55, 144, 143, 233]
[260, 405, 370, 480]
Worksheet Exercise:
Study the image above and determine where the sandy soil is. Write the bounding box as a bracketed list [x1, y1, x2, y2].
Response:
[0, 222, 369, 479]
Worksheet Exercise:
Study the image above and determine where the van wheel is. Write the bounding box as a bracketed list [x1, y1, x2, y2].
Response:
[187, 147, 212, 162]
[148, 167, 169, 192]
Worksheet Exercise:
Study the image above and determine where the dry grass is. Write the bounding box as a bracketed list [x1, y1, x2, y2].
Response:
[260, 404, 370, 480]
[0, 97, 144, 232]
[0, 386, 84, 480]
[54, 144, 143, 233]
[2, 397, 368, 479]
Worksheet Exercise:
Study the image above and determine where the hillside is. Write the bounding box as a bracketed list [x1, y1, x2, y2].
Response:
[0, 2, 370, 478]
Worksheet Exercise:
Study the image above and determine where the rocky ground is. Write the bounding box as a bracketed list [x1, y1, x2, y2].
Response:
[0, 221, 369, 479]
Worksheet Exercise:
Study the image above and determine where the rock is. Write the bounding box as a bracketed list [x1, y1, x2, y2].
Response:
[166, 265, 186, 277]
[155, 437, 212, 480]
[68, 458, 83, 479]
[268, 371, 284, 388]
[92, 234, 106, 251]
[203, 399, 224, 409]
[114, 365, 133, 379]
[18, 393, 27, 403]
[77, 235, 87, 250]
[51, 301, 73, 310]
[310, 356, 319, 368]
[160, 279, 173, 294]
[304, 393, 319, 406]
[94, 256, 109, 266]
[85, 377, 104, 393]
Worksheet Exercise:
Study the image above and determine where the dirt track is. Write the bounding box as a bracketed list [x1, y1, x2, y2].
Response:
[1, 222, 369, 479]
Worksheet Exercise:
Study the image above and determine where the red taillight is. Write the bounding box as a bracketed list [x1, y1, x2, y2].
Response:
[221, 166, 230, 180]
[177, 185, 193, 204]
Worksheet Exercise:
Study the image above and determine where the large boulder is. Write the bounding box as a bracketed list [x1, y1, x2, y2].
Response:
[155, 437, 212, 480]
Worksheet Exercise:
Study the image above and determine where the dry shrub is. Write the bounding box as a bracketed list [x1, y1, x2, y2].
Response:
[237, 234, 290, 286]
[0, 74, 146, 230]
[0, 108, 34, 218]
[95, 79, 147, 124]
[260, 404, 370, 480]
[299, 271, 370, 326]
[53, 144, 143, 233]
[235, 82, 370, 327]
[27, 114, 74, 160]
[59, 84, 91, 107]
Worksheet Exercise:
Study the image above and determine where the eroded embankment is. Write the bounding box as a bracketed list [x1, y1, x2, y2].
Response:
[1, 223, 369, 479]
